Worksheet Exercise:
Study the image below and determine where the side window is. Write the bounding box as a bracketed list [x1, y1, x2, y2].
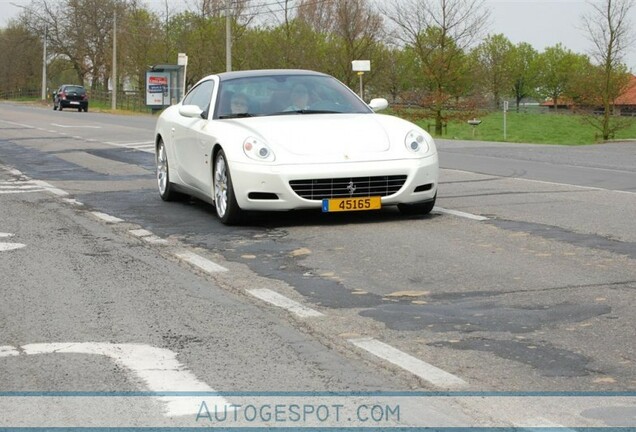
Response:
[182, 80, 214, 113]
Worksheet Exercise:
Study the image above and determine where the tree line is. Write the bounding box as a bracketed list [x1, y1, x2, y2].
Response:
[1, 0, 634, 140]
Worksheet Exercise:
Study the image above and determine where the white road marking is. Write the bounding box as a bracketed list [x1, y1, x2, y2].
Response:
[104, 141, 155, 153]
[433, 206, 489, 221]
[62, 198, 84, 206]
[129, 229, 153, 237]
[248, 288, 324, 318]
[348, 337, 468, 388]
[0, 234, 25, 252]
[0, 189, 48, 194]
[19, 342, 228, 417]
[0, 170, 68, 196]
[115, 141, 154, 147]
[0, 179, 49, 195]
[0, 242, 26, 252]
[0, 168, 67, 197]
[129, 229, 169, 245]
[91, 211, 124, 224]
[445, 167, 636, 196]
[519, 177, 636, 196]
[175, 251, 228, 273]
[143, 235, 169, 245]
[0, 346, 19, 357]
[0, 120, 34, 129]
[513, 418, 573, 430]
[29, 180, 69, 196]
[50, 123, 101, 129]
[0, 184, 43, 189]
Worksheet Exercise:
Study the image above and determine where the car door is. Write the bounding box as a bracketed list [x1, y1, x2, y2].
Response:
[54, 87, 62, 106]
[172, 80, 215, 192]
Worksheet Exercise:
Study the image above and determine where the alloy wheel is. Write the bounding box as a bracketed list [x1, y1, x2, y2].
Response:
[157, 142, 168, 196]
[214, 155, 228, 217]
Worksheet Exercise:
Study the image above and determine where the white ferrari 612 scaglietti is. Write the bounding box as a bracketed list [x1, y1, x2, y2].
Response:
[154, 69, 439, 225]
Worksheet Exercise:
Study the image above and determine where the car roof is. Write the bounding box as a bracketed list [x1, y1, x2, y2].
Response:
[214, 69, 329, 82]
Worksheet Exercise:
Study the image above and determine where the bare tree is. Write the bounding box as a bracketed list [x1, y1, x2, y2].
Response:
[297, 0, 384, 88]
[581, 0, 635, 140]
[296, 0, 336, 32]
[119, 0, 165, 91]
[18, 0, 121, 90]
[383, 0, 490, 135]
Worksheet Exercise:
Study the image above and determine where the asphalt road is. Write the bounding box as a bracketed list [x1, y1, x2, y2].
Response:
[1, 101, 635, 428]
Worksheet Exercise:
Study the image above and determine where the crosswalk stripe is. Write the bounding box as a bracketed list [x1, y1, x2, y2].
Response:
[0, 185, 44, 189]
[0, 189, 48, 194]
[105, 141, 155, 153]
[0, 180, 48, 194]
[0, 174, 67, 197]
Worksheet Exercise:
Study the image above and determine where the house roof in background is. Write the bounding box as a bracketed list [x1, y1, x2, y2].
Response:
[615, 75, 636, 106]
[541, 74, 636, 107]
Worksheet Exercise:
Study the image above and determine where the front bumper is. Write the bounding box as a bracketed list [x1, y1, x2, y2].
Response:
[230, 155, 439, 211]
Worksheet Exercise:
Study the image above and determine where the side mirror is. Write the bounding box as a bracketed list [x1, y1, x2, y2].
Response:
[179, 104, 205, 119]
[369, 98, 388, 112]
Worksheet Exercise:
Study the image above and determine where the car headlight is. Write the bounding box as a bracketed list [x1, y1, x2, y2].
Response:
[405, 130, 430, 153]
[243, 137, 275, 162]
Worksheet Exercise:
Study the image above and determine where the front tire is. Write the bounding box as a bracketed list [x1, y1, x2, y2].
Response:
[398, 194, 436, 216]
[213, 150, 243, 225]
[156, 139, 178, 201]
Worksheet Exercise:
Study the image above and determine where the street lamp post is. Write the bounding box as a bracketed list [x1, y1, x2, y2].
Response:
[226, 0, 232, 72]
[41, 25, 47, 101]
[112, 8, 117, 110]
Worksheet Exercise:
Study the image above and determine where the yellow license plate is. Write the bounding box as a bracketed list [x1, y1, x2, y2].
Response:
[322, 196, 382, 212]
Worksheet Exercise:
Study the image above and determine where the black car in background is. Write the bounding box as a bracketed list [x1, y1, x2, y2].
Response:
[53, 85, 88, 112]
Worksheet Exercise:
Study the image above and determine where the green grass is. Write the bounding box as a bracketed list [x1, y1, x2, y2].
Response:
[5, 96, 636, 145]
[401, 110, 636, 145]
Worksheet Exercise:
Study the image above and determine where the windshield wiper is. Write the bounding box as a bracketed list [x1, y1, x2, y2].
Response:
[219, 113, 255, 119]
[269, 109, 342, 116]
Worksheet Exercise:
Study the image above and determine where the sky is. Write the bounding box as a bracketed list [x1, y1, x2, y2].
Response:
[1, 0, 635, 71]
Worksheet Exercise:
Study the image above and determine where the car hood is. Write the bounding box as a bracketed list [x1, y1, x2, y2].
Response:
[229, 114, 392, 157]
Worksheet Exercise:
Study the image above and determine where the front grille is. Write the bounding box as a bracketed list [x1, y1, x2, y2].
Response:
[289, 175, 407, 200]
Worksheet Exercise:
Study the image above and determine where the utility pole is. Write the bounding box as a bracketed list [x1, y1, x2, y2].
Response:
[226, 0, 232, 72]
[41, 25, 47, 101]
[111, 8, 117, 110]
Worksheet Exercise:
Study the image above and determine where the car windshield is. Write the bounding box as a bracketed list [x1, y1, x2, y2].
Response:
[215, 74, 371, 119]
[65, 86, 85, 94]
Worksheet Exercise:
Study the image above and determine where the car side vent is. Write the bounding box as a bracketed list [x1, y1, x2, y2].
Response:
[414, 183, 434, 193]
[248, 192, 279, 200]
